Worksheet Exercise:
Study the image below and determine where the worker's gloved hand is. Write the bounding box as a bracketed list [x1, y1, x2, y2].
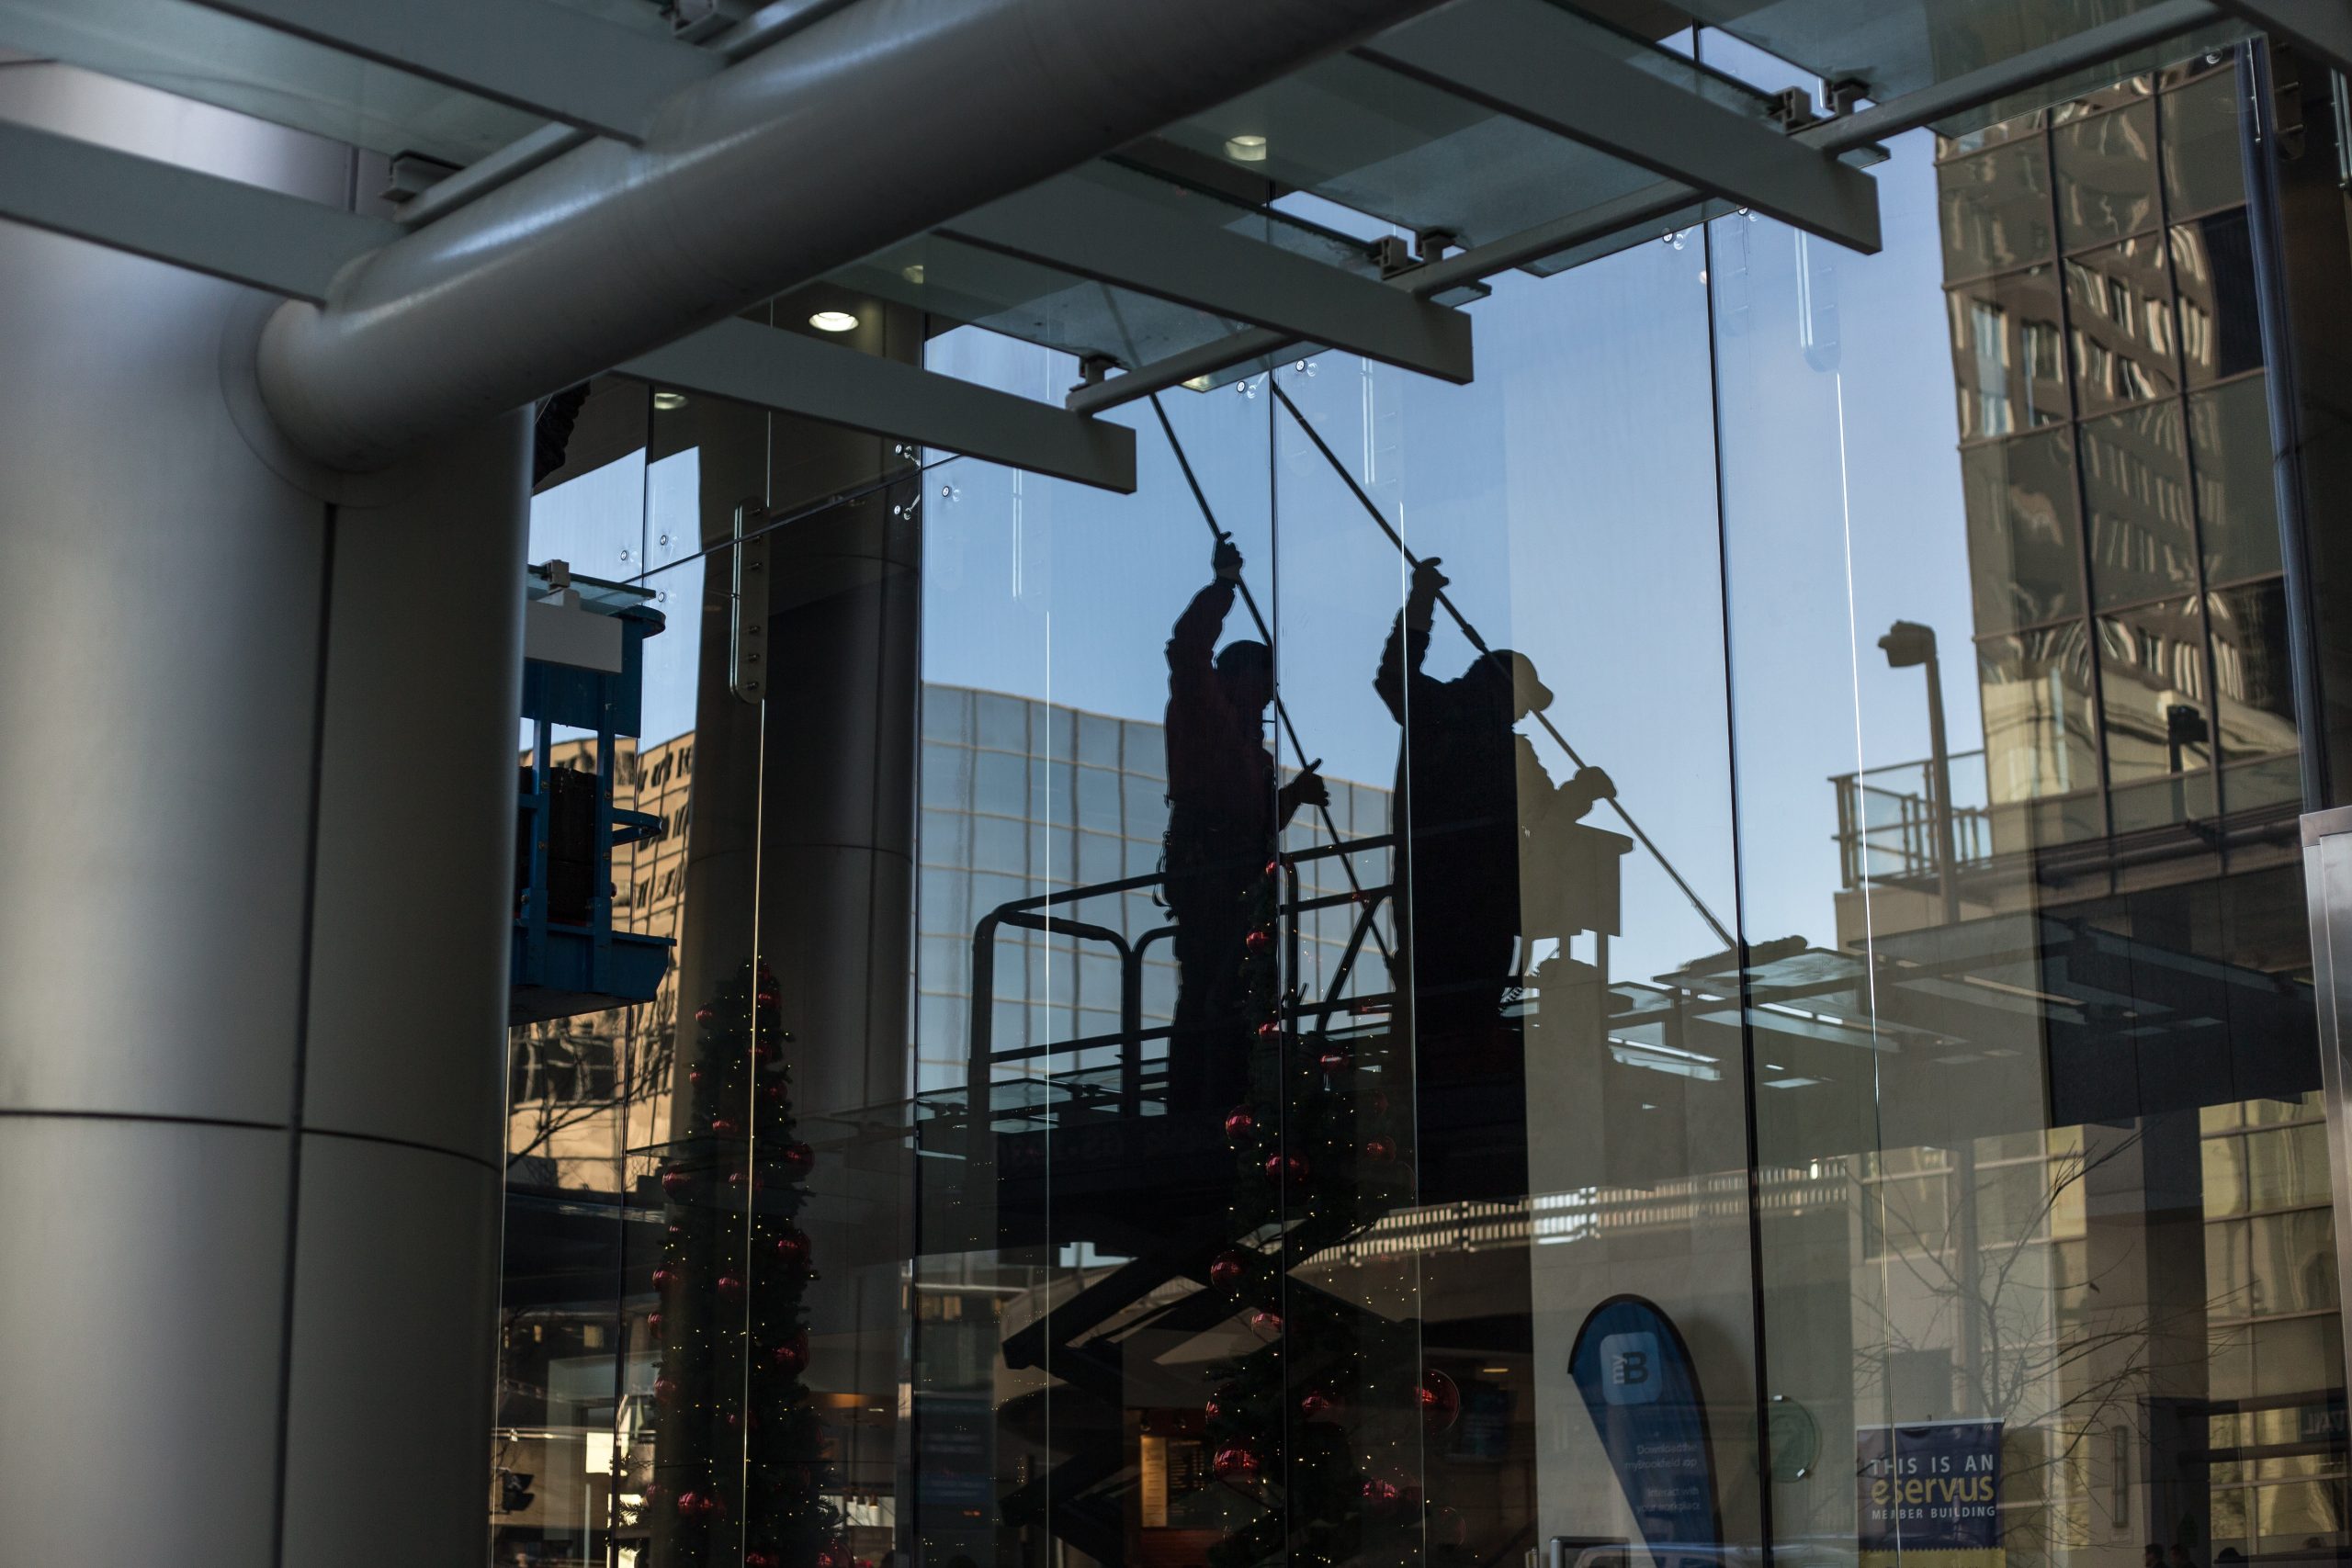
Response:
[1572, 765, 1617, 803]
[1281, 766, 1330, 812]
[1213, 534, 1245, 582]
[1409, 557, 1449, 600]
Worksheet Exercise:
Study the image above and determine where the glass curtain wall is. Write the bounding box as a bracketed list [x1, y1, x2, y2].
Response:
[481, 34, 2346, 1568]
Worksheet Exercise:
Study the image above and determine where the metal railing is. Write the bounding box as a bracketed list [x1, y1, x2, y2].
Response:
[1829, 750, 1994, 892]
[963, 833, 1399, 1128]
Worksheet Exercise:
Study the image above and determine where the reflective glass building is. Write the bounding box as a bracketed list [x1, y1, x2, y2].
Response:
[14, 8, 2352, 1568]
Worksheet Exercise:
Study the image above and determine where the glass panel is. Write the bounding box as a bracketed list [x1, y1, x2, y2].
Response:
[2192, 376, 2284, 584]
[1980, 622, 2099, 803]
[0, 0, 544, 164]
[1714, 73, 2338, 1568]
[1940, 141, 2057, 277]
[1962, 430, 2081, 634]
[2210, 579, 2301, 764]
[1160, 15, 1772, 256]
[2174, 209, 2265, 386]
[1949, 267, 2068, 439]
[2165, 66, 2250, 218]
[2064, 232, 2178, 415]
[2054, 99, 2159, 249]
[2083, 400, 2197, 607]
[2098, 594, 2211, 782]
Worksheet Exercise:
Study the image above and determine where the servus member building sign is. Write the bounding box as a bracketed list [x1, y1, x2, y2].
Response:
[1857, 1419, 2003, 1568]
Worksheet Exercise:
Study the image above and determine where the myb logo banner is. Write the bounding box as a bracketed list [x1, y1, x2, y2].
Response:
[1567, 1296, 1723, 1560]
[1857, 1420, 2005, 1568]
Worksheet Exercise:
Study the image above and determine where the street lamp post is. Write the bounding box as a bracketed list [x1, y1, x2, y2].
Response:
[1879, 619, 1961, 928]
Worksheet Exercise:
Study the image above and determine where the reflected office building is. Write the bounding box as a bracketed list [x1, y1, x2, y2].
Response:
[28, 10, 2352, 1568]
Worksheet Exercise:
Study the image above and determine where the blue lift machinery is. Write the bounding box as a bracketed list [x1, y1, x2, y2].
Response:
[511, 559, 674, 1023]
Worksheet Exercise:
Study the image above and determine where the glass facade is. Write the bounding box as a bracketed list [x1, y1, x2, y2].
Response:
[484, 39, 2346, 1568]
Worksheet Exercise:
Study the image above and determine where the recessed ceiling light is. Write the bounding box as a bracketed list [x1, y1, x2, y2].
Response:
[809, 310, 859, 333]
[900, 263, 926, 286]
[651, 390, 688, 411]
[1225, 133, 1269, 163]
[1182, 375, 1216, 391]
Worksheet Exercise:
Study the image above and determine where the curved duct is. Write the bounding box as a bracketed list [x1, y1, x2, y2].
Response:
[258, 0, 1444, 471]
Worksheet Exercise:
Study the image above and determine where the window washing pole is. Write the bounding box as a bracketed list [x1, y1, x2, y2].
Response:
[1267, 378, 1736, 953]
[1148, 393, 1396, 972]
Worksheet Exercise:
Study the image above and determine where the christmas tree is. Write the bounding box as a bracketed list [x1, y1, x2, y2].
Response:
[632, 958, 842, 1568]
[1201, 863, 1458, 1568]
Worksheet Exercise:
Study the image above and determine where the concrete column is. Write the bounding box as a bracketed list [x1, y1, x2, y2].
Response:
[0, 66, 526, 1567]
[664, 303, 923, 1509]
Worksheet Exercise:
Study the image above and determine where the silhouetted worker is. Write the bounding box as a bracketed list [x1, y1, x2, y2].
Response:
[1164, 535, 1326, 1114]
[1376, 558, 1612, 1056]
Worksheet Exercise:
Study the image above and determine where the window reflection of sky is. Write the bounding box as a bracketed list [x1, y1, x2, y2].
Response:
[918, 131, 1976, 985]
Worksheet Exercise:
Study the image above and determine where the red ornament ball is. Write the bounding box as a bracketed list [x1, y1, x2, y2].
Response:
[651, 1266, 677, 1292]
[763, 1082, 786, 1105]
[1362, 1477, 1402, 1515]
[1244, 930, 1272, 952]
[1420, 1367, 1462, 1434]
[1264, 1151, 1308, 1183]
[710, 1117, 740, 1137]
[728, 1168, 755, 1191]
[661, 1168, 691, 1197]
[695, 1006, 716, 1025]
[771, 1334, 809, 1374]
[1317, 1044, 1352, 1076]
[1299, 1386, 1341, 1422]
[1248, 1308, 1284, 1339]
[745, 1554, 777, 1568]
[1362, 1135, 1397, 1163]
[1264, 857, 1282, 876]
[778, 1141, 816, 1178]
[652, 1376, 679, 1405]
[1432, 1505, 1469, 1550]
[1256, 1020, 1282, 1039]
[673, 1489, 700, 1516]
[1208, 1250, 1250, 1289]
[754, 1041, 779, 1063]
[717, 1272, 745, 1300]
[755, 989, 781, 1007]
[688, 1068, 705, 1088]
[1212, 1444, 1264, 1483]
[646, 1311, 663, 1337]
[771, 1228, 812, 1269]
[1222, 1108, 1257, 1145]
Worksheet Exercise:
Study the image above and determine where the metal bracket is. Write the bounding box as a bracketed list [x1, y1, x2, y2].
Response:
[1766, 85, 1823, 131]
[730, 498, 770, 705]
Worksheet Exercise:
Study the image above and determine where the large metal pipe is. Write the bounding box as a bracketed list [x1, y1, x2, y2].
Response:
[258, 0, 1442, 470]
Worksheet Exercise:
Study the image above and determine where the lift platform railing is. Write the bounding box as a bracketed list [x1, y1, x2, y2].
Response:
[962, 831, 1401, 1141]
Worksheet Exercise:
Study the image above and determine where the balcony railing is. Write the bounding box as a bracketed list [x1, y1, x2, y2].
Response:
[1829, 750, 1994, 892]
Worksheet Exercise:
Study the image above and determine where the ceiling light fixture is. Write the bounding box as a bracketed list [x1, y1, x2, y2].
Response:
[900, 263, 926, 286]
[651, 390, 688, 411]
[1225, 133, 1269, 163]
[809, 310, 859, 333]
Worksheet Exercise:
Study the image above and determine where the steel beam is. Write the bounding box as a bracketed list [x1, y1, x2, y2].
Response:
[623, 318, 1137, 492]
[0, 118, 392, 300]
[183, 0, 720, 142]
[2210, 0, 2352, 76]
[1357, 0, 1881, 253]
[943, 178, 1474, 383]
[1075, 0, 2234, 409]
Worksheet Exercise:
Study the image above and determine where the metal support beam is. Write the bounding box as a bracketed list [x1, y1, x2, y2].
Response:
[1357, 0, 1881, 253]
[1076, 0, 2233, 410]
[184, 0, 721, 142]
[943, 178, 1474, 383]
[2211, 0, 2352, 77]
[0, 118, 392, 300]
[623, 318, 1137, 492]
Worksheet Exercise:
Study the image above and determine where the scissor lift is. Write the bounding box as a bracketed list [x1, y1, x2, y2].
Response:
[511, 560, 674, 1024]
